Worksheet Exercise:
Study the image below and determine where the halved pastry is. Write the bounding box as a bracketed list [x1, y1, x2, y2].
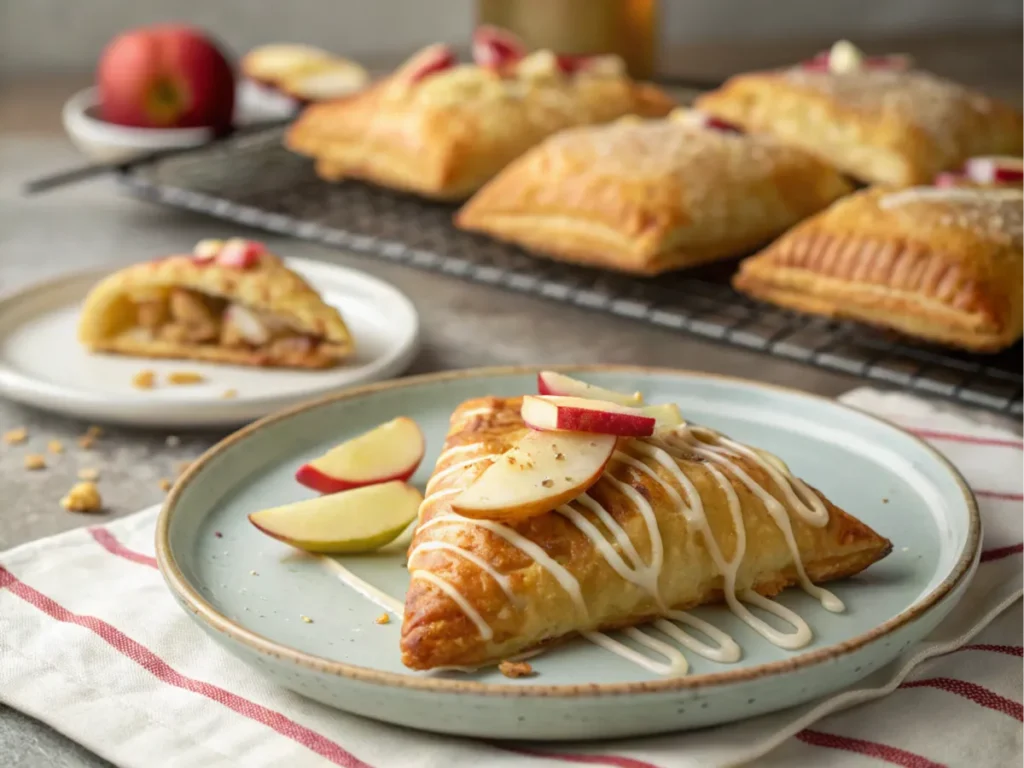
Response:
[285, 29, 675, 200]
[401, 396, 891, 671]
[78, 239, 354, 369]
[734, 186, 1024, 352]
[454, 109, 854, 275]
[695, 41, 1023, 187]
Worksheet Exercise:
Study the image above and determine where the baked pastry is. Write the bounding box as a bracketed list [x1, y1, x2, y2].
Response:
[241, 44, 369, 102]
[734, 186, 1024, 352]
[285, 31, 675, 200]
[401, 395, 891, 670]
[695, 41, 1023, 187]
[79, 239, 354, 368]
[454, 109, 854, 275]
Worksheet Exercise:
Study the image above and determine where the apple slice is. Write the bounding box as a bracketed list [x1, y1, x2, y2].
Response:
[522, 395, 655, 437]
[296, 417, 425, 494]
[643, 402, 685, 430]
[671, 108, 742, 134]
[452, 430, 615, 521]
[216, 238, 264, 269]
[537, 371, 643, 406]
[192, 238, 223, 261]
[249, 481, 422, 554]
[396, 44, 458, 84]
[962, 156, 1024, 185]
[472, 25, 526, 70]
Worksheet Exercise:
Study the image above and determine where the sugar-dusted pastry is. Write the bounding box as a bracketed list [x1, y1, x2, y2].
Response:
[241, 43, 369, 102]
[734, 186, 1024, 352]
[695, 41, 1023, 187]
[79, 239, 354, 369]
[454, 109, 854, 275]
[401, 395, 891, 671]
[285, 27, 676, 200]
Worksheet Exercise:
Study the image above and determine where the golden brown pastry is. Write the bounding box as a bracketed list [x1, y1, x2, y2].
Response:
[695, 42, 1023, 187]
[454, 110, 854, 275]
[79, 239, 354, 368]
[241, 44, 369, 102]
[285, 41, 675, 200]
[401, 396, 891, 671]
[734, 186, 1024, 352]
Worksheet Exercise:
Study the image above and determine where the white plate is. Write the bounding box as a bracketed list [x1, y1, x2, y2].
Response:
[0, 259, 419, 428]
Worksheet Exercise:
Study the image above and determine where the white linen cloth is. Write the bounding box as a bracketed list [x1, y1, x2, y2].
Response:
[1, 389, 1021, 768]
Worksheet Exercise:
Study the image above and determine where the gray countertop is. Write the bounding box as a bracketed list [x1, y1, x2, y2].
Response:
[1, 54, 1020, 765]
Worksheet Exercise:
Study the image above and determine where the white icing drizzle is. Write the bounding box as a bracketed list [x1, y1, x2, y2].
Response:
[583, 628, 689, 675]
[425, 454, 498, 494]
[408, 540, 520, 607]
[412, 571, 494, 641]
[436, 442, 490, 462]
[319, 556, 405, 616]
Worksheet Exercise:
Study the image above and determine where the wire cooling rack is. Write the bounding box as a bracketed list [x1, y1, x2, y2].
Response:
[118, 127, 1022, 416]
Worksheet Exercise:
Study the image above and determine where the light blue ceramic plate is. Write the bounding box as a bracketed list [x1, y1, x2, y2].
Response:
[157, 366, 980, 741]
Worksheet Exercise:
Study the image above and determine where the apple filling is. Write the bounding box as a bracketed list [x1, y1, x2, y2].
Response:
[124, 288, 325, 360]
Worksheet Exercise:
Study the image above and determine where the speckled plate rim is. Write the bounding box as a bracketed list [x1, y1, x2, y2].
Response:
[156, 364, 981, 698]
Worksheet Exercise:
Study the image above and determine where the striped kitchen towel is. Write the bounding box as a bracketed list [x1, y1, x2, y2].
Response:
[0, 388, 1020, 768]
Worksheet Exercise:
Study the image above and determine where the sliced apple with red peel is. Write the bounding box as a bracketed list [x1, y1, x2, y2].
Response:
[295, 417, 425, 494]
[249, 481, 422, 554]
[522, 395, 655, 437]
[452, 430, 615, 521]
[643, 402, 685, 430]
[537, 371, 643, 406]
[472, 25, 526, 69]
[963, 156, 1024, 185]
[395, 44, 457, 84]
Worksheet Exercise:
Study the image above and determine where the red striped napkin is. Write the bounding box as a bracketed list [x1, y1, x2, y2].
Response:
[1, 389, 1020, 768]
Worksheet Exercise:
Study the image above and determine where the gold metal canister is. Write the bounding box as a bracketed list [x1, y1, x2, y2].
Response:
[476, 0, 658, 79]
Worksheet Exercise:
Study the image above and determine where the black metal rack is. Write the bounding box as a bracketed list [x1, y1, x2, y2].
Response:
[119, 127, 1022, 416]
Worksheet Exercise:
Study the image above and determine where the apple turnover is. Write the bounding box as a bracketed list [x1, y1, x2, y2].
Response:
[695, 41, 1023, 187]
[454, 109, 854, 275]
[401, 395, 891, 671]
[285, 28, 675, 200]
[734, 186, 1024, 352]
[78, 239, 354, 368]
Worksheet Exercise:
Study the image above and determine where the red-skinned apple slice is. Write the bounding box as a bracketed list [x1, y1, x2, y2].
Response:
[216, 238, 265, 269]
[643, 402, 685, 430]
[396, 44, 457, 84]
[537, 371, 643, 406]
[296, 417, 425, 494]
[522, 395, 655, 437]
[249, 480, 422, 553]
[472, 25, 526, 69]
[963, 156, 1024, 185]
[452, 430, 615, 521]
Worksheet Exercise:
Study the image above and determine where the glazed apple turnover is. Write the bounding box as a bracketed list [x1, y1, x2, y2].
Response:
[401, 394, 891, 671]
[285, 27, 675, 200]
[695, 41, 1023, 187]
[454, 109, 854, 275]
[78, 239, 354, 368]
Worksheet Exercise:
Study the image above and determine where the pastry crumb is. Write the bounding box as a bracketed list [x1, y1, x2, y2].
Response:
[77, 467, 100, 481]
[498, 660, 534, 679]
[375, 613, 391, 625]
[165, 435, 181, 447]
[167, 371, 205, 385]
[86, 426, 103, 437]
[554, 452, 565, 461]
[882, 498, 889, 504]
[249, 570, 259, 576]
[301, 615, 313, 623]
[132, 369, 156, 389]
[3, 427, 28, 444]
[158, 478, 172, 492]
[61, 481, 102, 513]
[23, 454, 46, 470]
[77, 434, 96, 450]
[47, 439, 64, 454]
[221, 388, 238, 399]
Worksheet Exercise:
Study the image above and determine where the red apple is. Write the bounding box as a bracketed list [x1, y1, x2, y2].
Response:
[962, 156, 1024, 185]
[472, 25, 526, 70]
[296, 417, 426, 494]
[395, 44, 458, 85]
[97, 24, 235, 133]
[537, 371, 643, 406]
[452, 430, 615, 521]
[522, 395, 655, 437]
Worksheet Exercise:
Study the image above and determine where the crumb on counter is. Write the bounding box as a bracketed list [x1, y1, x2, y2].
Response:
[4, 427, 28, 445]
[498, 660, 534, 679]
[132, 369, 156, 389]
[47, 439, 64, 454]
[221, 388, 238, 399]
[159, 478, 172, 492]
[167, 371, 205, 386]
[77, 467, 100, 481]
[882, 498, 889, 504]
[375, 613, 391, 625]
[23, 454, 46, 471]
[301, 615, 313, 624]
[61, 481, 102, 513]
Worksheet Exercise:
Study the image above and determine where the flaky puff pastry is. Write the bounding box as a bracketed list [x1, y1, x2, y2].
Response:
[285, 51, 675, 200]
[734, 187, 1024, 352]
[79, 247, 354, 368]
[695, 68, 1023, 187]
[455, 114, 854, 275]
[401, 396, 891, 670]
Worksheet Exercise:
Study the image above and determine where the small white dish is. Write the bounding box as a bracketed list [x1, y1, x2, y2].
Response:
[0, 259, 419, 428]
